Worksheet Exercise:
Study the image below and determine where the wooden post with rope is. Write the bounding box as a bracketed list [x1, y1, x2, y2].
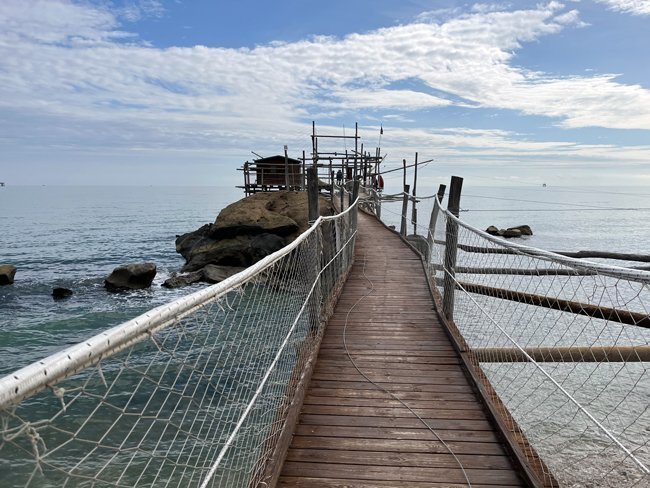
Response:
[307, 166, 319, 223]
[400, 184, 410, 237]
[443, 176, 464, 321]
[426, 184, 447, 260]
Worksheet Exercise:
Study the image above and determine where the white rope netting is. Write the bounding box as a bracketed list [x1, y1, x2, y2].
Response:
[380, 193, 649, 487]
[0, 191, 358, 488]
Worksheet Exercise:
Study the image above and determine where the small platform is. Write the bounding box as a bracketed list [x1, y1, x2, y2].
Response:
[277, 212, 525, 487]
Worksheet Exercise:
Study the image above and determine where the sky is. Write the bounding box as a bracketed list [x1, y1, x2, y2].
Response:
[0, 0, 649, 188]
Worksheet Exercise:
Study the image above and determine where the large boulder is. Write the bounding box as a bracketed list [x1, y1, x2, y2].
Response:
[105, 263, 157, 291]
[0, 265, 16, 285]
[176, 191, 334, 272]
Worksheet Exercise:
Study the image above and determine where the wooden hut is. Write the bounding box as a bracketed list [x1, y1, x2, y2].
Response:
[239, 155, 303, 195]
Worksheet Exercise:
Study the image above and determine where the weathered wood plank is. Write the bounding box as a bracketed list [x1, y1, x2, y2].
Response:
[281, 461, 522, 485]
[278, 478, 521, 488]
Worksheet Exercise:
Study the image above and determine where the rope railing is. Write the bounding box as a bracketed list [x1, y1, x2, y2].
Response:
[0, 189, 358, 487]
[374, 192, 649, 487]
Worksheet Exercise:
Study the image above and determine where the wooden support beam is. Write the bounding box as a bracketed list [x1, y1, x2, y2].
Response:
[457, 280, 650, 328]
[475, 345, 650, 363]
[400, 184, 410, 237]
[307, 166, 319, 223]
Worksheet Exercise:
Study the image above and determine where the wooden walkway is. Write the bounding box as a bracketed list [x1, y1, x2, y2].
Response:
[277, 212, 525, 487]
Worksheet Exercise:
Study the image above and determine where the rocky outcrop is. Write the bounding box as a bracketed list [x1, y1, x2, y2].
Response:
[176, 191, 334, 273]
[105, 263, 157, 291]
[486, 225, 533, 238]
[162, 270, 204, 289]
[0, 265, 16, 285]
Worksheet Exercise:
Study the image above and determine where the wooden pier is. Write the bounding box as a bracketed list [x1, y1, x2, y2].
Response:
[277, 212, 527, 487]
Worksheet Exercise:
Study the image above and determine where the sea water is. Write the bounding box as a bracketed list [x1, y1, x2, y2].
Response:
[2, 184, 649, 375]
[0, 185, 241, 376]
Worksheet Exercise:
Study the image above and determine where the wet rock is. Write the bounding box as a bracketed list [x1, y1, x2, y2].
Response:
[52, 287, 73, 299]
[105, 263, 157, 291]
[502, 228, 522, 238]
[202, 265, 246, 283]
[507, 225, 533, 236]
[0, 265, 16, 285]
[162, 270, 203, 289]
[486, 224, 532, 238]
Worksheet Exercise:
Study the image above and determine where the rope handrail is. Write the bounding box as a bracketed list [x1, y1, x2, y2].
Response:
[0, 198, 358, 411]
[0, 187, 360, 487]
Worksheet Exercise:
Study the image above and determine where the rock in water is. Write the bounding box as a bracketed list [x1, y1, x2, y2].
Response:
[0, 265, 17, 285]
[486, 226, 500, 236]
[507, 225, 533, 236]
[105, 263, 157, 291]
[502, 228, 522, 238]
[52, 287, 73, 299]
[202, 265, 246, 283]
[162, 270, 204, 289]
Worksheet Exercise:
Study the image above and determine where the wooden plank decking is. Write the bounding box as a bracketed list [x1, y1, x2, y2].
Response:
[277, 212, 525, 487]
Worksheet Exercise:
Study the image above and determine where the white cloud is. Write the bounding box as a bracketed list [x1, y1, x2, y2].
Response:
[594, 0, 650, 16]
[0, 0, 649, 185]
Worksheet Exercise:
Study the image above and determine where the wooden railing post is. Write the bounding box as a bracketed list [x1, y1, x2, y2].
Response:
[443, 176, 463, 321]
[307, 165, 320, 222]
[351, 179, 360, 207]
[400, 184, 410, 236]
[375, 189, 381, 219]
[426, 184, 446, 261]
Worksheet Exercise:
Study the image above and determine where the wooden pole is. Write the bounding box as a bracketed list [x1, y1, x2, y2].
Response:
[402, 159, 407, 190]
[474, 345, 650, 363]
[302, 150, 306, 190]
[455, 280, 650, 329]
[400, 184, 410, 237]
[329, 158, 333, 202]
[443, 176, 464, 321]
[350, 179, 360, 207]
[307, 166, 319, 223]
[412, 152, 418, 235]
[426, 184, 447, 260]
[284, 145, 290, 190]
[375, 189, 381, 219]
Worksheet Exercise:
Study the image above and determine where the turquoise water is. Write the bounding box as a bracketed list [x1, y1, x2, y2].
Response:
[0, 185, 241, 376]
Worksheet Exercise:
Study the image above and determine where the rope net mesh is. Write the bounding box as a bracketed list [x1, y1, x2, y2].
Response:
[0, 194, 357, 487]
[381, 195, 649, 487]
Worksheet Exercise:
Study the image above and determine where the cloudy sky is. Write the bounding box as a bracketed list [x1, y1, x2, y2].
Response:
[0, 0, 649, 187]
